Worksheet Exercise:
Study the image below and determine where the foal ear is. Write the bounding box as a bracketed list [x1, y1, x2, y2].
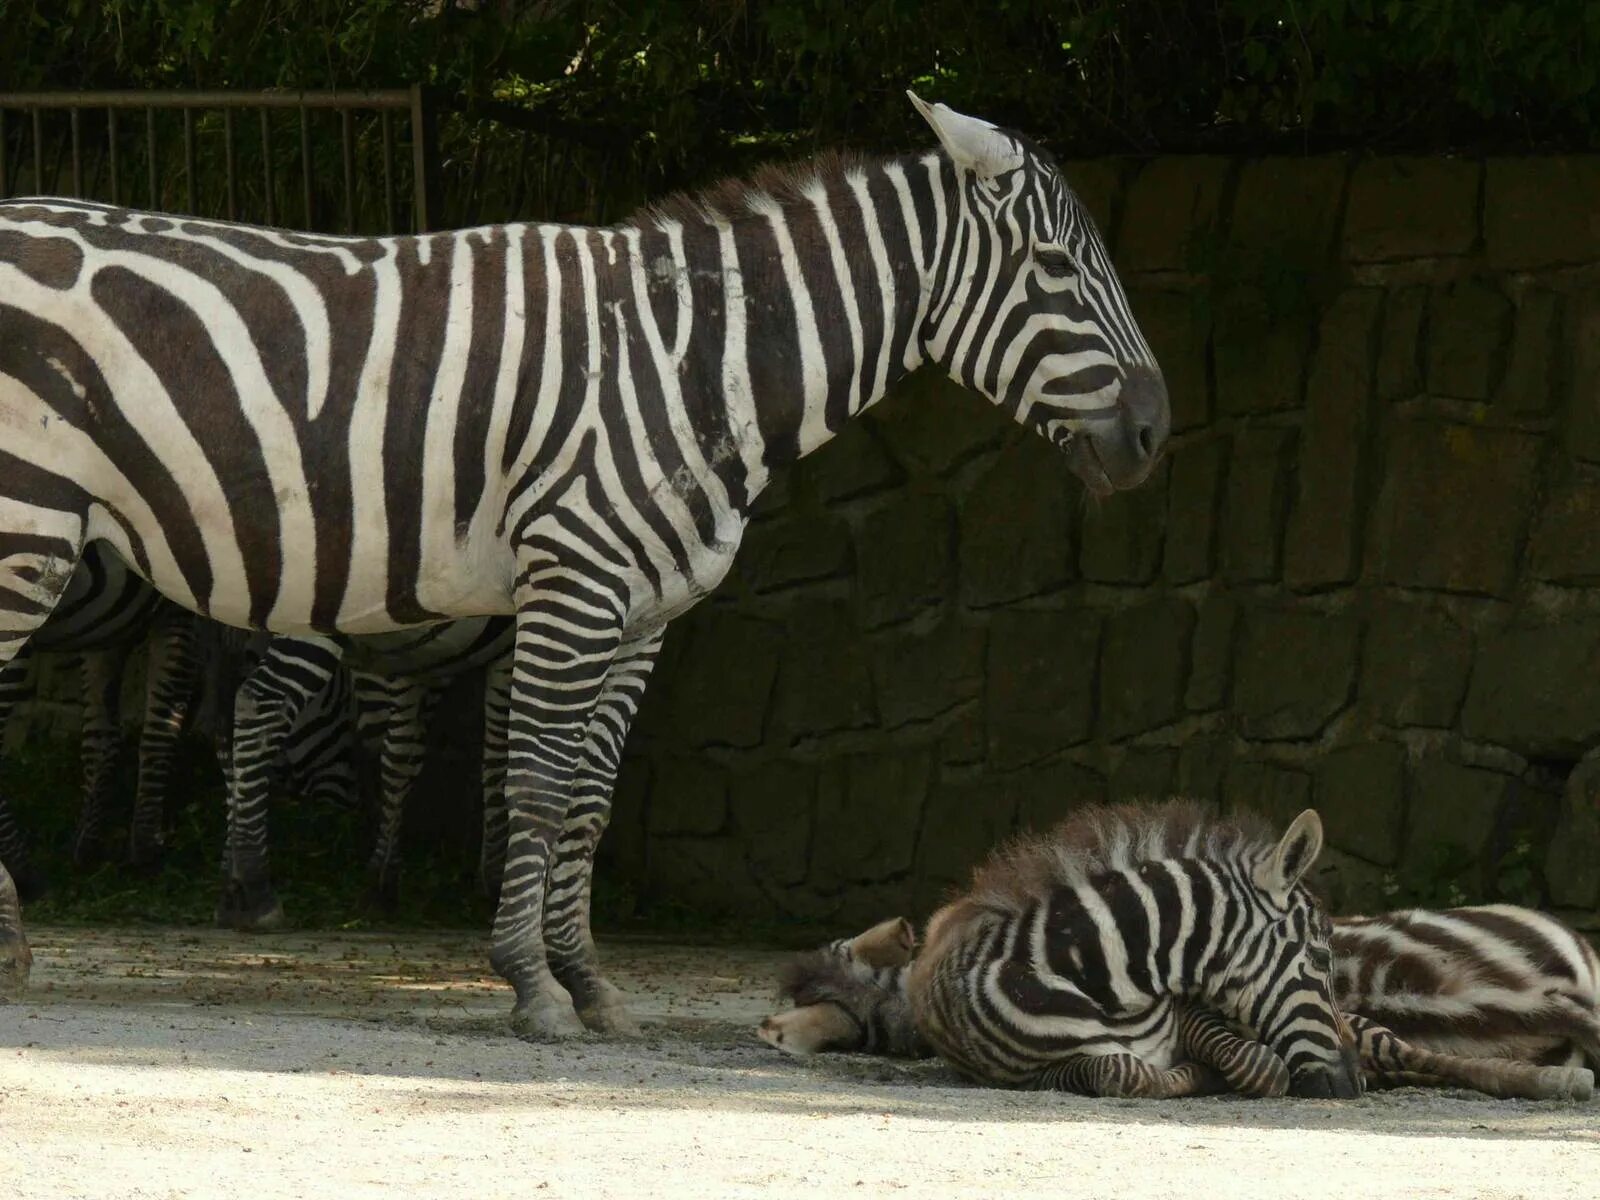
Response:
[849, 916, 917, 968]
[1255, 809, 1325, 899]
[907, 91, 1024, 181]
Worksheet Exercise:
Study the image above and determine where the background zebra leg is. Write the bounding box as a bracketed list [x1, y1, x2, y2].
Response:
[489, 600, 622, 1041]
[544, 632, 664, 1037]
[1178, 1006, 1292, 1098]
[217, 637, 343, 931]
[1032, 1053, 1227, 1099]
[1348, 1013, 1594, 1101]
[352, 673, 435, 914]
[478, 656, 511, 905]
[74, 644, 132, 869]
[0, 856, 30, 1000]
[0, 651, 49, 902]
[126, 614, 198, 870]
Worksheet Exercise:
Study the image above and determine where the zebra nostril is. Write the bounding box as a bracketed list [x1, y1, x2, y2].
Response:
[1136, 423, 1156, 460]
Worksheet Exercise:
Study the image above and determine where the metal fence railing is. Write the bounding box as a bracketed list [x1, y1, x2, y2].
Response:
[0, 87, 439, 233]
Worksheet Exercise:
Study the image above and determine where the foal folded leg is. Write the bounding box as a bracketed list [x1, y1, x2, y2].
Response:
[1349, 1013, 1594, 1101]
[1178, 1005, 1292, 1098]
[1031, 1053, 1228, 1099]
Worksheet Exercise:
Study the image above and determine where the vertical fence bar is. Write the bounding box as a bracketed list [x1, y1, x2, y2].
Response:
[341, 109, 355, 233]
[146, 108, 158, 208]
[32, 108, 43, 192]
[380, 109, 396, 233]
[408, 84, 439, 233]
[223, 108, 237, 220]
[107, 108, 118, 205]
[300, 105, 313, 227]
[260, 108, 274, 226]
[69, 108, 82, 196]
[0, 109, 8, 197]
[184, 108, 196, 213]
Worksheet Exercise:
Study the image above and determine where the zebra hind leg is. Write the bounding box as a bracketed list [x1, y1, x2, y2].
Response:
[0, 857, 30, 1000]
[1177, 1005, 1291, 1098]
[1032, 1053, 1227, 1099]
[74, 644, 131, 869]
[1349, 1013, 1594, 1101]
[0, 651, 49, 901]
[478, 656, 511, 906]
[353, 673, 434, 915]
[127, 612, 199, 871]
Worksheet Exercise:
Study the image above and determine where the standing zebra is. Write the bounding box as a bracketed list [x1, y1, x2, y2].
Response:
[0, 855, 28, 999]
[0, 541, 199, 894]
[0, 94, 1168, 1039]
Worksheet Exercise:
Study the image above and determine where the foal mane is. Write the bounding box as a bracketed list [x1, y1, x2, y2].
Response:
[967, 799, 1277, 913]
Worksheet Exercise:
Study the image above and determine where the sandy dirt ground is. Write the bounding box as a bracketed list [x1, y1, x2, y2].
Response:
[1, 926, 1597, 1199]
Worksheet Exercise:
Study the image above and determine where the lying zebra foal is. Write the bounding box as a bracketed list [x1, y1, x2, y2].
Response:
[0, 857, 29, 1000]
[758, 804, 1596, 1102]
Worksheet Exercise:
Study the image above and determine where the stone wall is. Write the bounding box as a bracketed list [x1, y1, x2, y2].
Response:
[606, 153, 1600, 932]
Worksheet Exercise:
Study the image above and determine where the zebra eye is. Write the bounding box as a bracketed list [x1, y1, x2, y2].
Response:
[1035, 247, 1073, 278]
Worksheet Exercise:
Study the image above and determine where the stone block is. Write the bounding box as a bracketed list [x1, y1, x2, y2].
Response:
[1109, 747, 1178, 802]
[1425, 281, 1512, 401]
[1229, 156, 1348, 262]
[1225, 759, 1313, 832]
[1486, 156, 1600, 270]
[871, 622, 986, 729]
[1127, 289, 1210, 432]
[913, 775, 1022, 898]
[1374, 421, 1542, 597]
[648, 757, 728, 836]
[1314, 847, 1399, 917]
[985, 609, 1101, 768]
[1176, 737, 1232, 804]
[729, 761, 815, 889]
[1222, 426, 1297, 583]
[1099, 597, 1195, 740]
[1285, 290, 1382, 590]
[854, 490, 952, 629]
[1497, 291, 1561, 416]
[1547, 756, 1600, 909]
[939, 707, 985, 766]
[600, 755, 650, 879]
[1377, 286, 1427, 402]
[1314, 742, 1405, 866]
[811, 751, 930, 889]
[1013, 759, 1109, 835]
[869, 370, 1007, 476]
[1530, 466, 1600, 584]
[1461, 620, 1600, 756]
[805, 421, 902, 503]
[1164, 435, 1228, 585]
[1215, 285, 1313, 415]
[648, 835, 765, 915]
[1062, 158, 1125, 237]
[958, 439, 1076, 607]
[1234, 609, 1359, 740]
[1565, 293, 1600, 463]
[739, 510, 852, 593]
[666, 613, 782, 749]
[1361, 603, 1472, 728]
[771, 602, 876, 744]
[1186, 595, 1238, 713]
[1404, 759, 1510, 886]
[1117, 157, 1230, 273]
[1343, 157, 1481, 262]
[1080, 459, 1169, 584]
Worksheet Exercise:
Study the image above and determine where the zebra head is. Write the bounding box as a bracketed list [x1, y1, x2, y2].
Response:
[911, 94, 1170, 497]
[1211, 809, 1362, 1099]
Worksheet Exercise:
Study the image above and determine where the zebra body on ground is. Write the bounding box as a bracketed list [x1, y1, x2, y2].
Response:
[0, 94, 1169, 1039]
[0, 541, 199, 895]
[0, 856, 28, 999]
[759, 887, 1599, 1101]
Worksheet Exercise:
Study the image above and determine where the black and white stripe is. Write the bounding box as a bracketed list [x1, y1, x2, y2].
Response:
[0, 855, 27, 999]
[0, 95, 1169, 1039]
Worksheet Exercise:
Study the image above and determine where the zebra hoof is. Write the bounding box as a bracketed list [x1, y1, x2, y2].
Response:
[577, 982, 642, 1038]
[215, 880, 286, 932]
[0, 934, 32, 1001]
[510, 988, 586, 1042]
[1541, 1066, 1594, 1102]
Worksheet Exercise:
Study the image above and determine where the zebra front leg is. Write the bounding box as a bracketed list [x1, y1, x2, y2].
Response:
[490, 587, 624, 1042]
[1348, 1013, 1594, 1101]
[0, 651, 48, 901]
[1177, 1005, 1291, 1098]
[74, 643, 132, 869]
[127, 612, 198, 870]
[352, 672, 435, 914]
[217, 636, 343, 931]
[544, 631, 663, 1036]
[0, 857, 30, 1000]
[1032, 1052, 1228, 1099]
[478, 655, 510, 905]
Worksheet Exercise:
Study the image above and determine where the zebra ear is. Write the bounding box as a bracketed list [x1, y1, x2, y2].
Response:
[849, 916, 917, 968]
[1256, 809, 1325, 898]
[907, 91, 1024, 181]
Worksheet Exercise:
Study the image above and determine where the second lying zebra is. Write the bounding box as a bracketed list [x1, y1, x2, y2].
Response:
[759, 801, 1597, 1102]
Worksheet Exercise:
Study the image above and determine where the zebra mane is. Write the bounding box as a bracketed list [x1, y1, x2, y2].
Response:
[966, 799, 1278, 913]
[629, 148, 871, 227]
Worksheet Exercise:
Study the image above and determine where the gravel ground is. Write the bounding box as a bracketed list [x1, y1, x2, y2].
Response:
[1, 925, 1596, 1199]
